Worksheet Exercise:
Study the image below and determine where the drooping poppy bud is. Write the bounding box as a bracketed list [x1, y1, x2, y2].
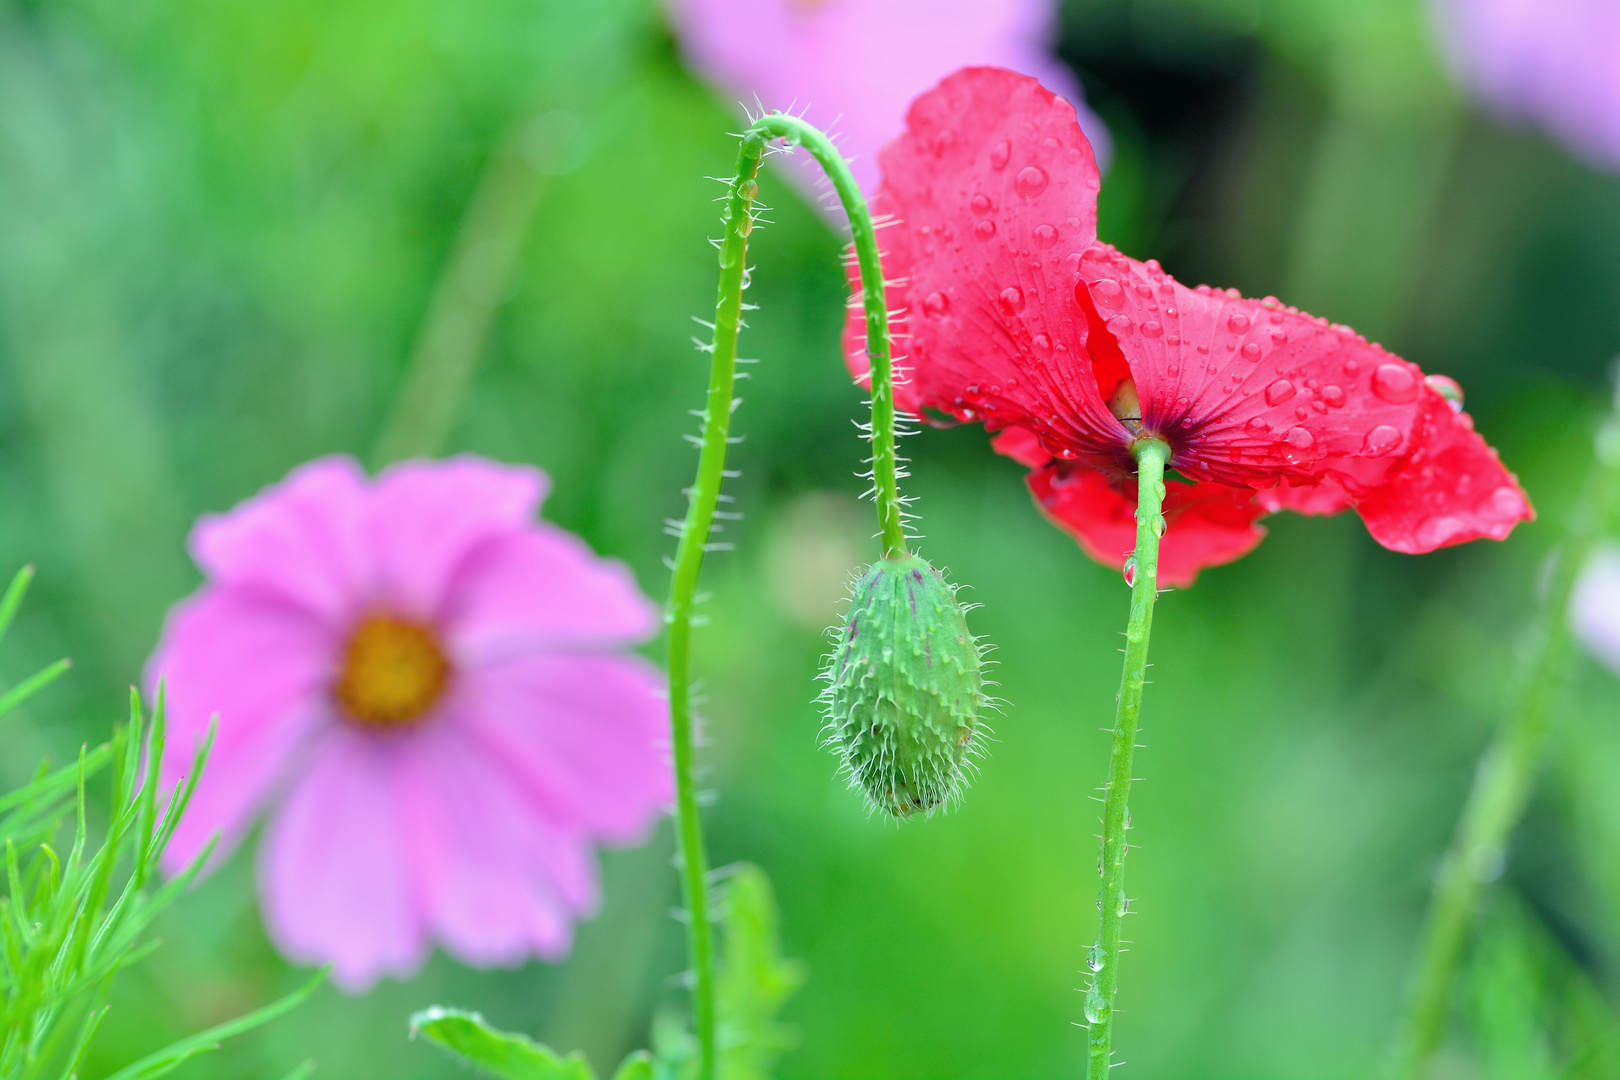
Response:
[823, 554, 986, 818]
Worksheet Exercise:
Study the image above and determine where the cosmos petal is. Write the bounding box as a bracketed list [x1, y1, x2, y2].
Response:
[147, 585, 334, 873]
[460, 653, 672, 843]
[259, 729, 426, 992]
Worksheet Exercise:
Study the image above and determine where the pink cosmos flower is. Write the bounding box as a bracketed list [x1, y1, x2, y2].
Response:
[1573, 547, 1620, 672]
[664, 0, 1110, 196]
[146, 456, 671, 992]
[1431, 0, 1620, 171]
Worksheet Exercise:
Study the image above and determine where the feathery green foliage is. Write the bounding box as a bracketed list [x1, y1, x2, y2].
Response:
[0, 566, 318, 1079]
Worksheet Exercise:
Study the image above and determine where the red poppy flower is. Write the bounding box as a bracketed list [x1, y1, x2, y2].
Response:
[844, 66, 1533, 586]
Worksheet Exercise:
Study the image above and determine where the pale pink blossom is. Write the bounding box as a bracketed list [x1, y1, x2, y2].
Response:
[665, 0, 1111, 196]
[147, 456, 670, 991]
[1432, 0, 1620, 171]
[1573, 546, 1620, 672]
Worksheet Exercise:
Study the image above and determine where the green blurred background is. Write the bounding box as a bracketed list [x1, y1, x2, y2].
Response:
[3, 0, 1620, 1076]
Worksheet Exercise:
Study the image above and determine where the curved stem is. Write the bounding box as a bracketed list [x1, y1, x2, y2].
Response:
[1085, 437, 1171, 1080]
[1394, 399, 1620, 1077]
[665, 116, 904, 1080]
[750, 115, 907, 558]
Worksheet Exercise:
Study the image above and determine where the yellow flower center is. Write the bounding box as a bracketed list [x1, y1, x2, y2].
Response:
[334, 615, 450, 729]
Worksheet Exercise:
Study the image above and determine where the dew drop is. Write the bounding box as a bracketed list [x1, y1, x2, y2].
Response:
[989, 140, 1011, 170]
[1271, 330, 1288, 345]
[1168, 364, 1180, 375]
[1033, 223, 1058, 247]
[997, 286, 1026, 315]
[1373, 362, 1420, 403]
[1265, 379, 1296, 406]
[1141, 320, 1164, 338]
[1032, 333, 1053, 356]
[922, 291, 949, 317]
[1167, 334, 1181, 346]
[974, 220, 997, 241]
[1425, 373, 1465, 411]
[1014, 165, 1049, 198]
[1122, 557, 1137, 587]
[1243, 342, 1264, 361]
[1227, 313, 1250, 334]
[1107, 314, 1134, 336]
[1135, 283, 1154, 298]
[1363, 424, 1403, 455]
[1295, 406, 1310, 421]
[1343, 358, 1361, 377]
[1311, 400, 1328, 414]
[1285, 426, 1316, 453]
[1321, 384, 1345, 408]
[1246, 417, 1270, 435]
[1091, 279, 1125, 309]
[970, 193, 993, 215]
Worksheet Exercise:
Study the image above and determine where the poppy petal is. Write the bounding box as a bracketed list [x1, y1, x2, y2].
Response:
[1072, 250, 1427, 493]
[989, 425, 1054, 468]
[1354, 388, 1535, 552]
[842, 67, 1123, 455]
[1027, 463, 1268, 588]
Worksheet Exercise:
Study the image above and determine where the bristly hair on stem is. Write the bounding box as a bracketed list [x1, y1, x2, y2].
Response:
[1083, 438, 1171, 1080]
[662, 112, 913, 1080]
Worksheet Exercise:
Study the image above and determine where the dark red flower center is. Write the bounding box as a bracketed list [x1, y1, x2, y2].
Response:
[334, 615, 450, 729]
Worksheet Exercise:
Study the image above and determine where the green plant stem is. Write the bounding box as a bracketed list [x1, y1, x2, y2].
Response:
[1084, 437, 1171, 1080]
[750, 114, 906, 556]
[370, 113, 556, 466]
[665, 114, 903, 1080]
[1395, 402, 1620, 1077]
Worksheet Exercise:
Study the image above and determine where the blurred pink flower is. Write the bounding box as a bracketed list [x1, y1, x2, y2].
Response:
[147, 456, 671, 992]
[1573, 547, 1620, 672]
[1432, 0, 1620, 170]
[665, 0, 1110, 196]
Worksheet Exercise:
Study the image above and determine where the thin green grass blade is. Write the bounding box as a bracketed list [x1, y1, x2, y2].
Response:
[0, 658, 71, 720]
[409, 1007, 597, 1080]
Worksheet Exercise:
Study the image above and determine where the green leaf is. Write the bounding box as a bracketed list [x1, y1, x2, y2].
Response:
[410, 1007, 597, 1080]
[610, 1050, 654, 1080]
[713, 864, 806, 1080]
[101, 968, 328, 1080]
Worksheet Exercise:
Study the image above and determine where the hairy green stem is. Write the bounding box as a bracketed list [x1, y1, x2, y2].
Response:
[1395, 399, 1620, 1076]
[1084, 437, 1171, 1080]
[666, 116, 904, 1079]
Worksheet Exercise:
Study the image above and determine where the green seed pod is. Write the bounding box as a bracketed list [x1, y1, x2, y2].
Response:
[823, 554, 987, 818]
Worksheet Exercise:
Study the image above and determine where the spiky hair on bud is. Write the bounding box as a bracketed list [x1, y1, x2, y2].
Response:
[820, 554, 990, 818]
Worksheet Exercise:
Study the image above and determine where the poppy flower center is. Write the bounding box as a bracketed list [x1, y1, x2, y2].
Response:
[334, 615, 450, 729]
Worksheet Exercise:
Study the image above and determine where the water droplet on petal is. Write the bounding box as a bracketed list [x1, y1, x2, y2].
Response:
[923, 292, 949, 317]
[1283, 426, 1316, 460]
[1014, 165, 1049, 198]
[1489, 486, 1528, 520]
[1344, 359, 1360, 377]
[1033, 223, 1058, 247]
[1363, 424, 1403, 455]
[1107, 314, 1134, 336]
[1135, 282, 1154, 298]
[1032, 333, 1052, 355]
[1425, 373, 1465, 411]
[974, 220, 997, 241]
[1141, 320, 1163, 338]
[1271, 330, 1288, 345]
[1243, 342, 1263, 361]
[1265, 379, 1296, 406]
[1321, 385, 1345, 407]
[1227, 313, 1250, 333]
[989, 140, 1011, 170]
[1092, 279, 1125, 309]
[1373, 362, 1420, 403]
[1246, 417, 1270, 435]
[997, 287, 1026, 315]
[970, 193, 993, 215]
